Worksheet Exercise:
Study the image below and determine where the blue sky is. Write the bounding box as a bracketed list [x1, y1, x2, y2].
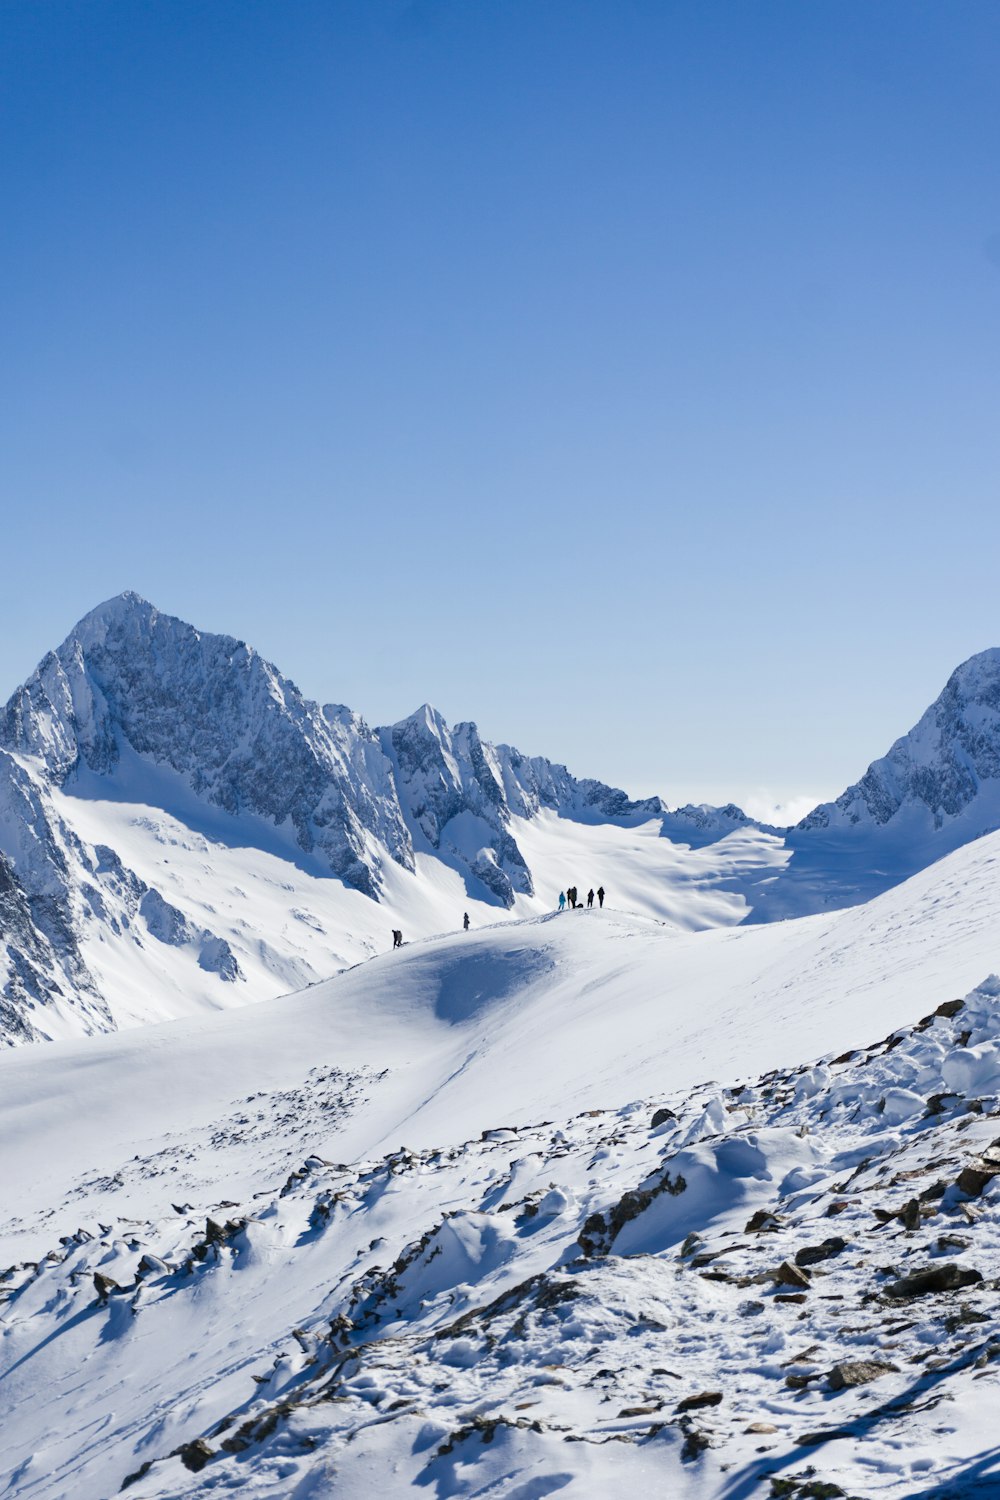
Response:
[2, 1, 999, 818]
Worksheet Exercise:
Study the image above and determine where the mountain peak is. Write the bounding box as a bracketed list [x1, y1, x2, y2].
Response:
[396, 703, 450, 739]
[68, 590, 158, 638]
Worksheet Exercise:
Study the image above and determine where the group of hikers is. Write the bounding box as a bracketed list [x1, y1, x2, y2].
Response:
[558, 885, 604, 911]
[391, 885, 606, 950]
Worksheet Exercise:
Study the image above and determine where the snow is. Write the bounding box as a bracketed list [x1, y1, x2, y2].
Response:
[3, 832, 1000, 1495]
[6, 601, 1000, 1496]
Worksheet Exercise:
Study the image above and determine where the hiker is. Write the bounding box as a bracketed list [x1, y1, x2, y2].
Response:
[597, 886, 605, 908]
[587, 888, 594, 908]
[463, 912, 470, 931]
[558, 891, 566, 912]
[568, 885, 577, 909]
[392, 928, 403, 948]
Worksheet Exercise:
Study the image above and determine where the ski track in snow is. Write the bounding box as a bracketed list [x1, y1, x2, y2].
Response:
[3, 836, 1000, 1497]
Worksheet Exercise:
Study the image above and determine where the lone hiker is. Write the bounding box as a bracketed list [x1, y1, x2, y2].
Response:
[558, 891, 566, 912]
[392, 929, 403, 948]
[597, 886, 605, 909]
[463, 912, 470, 931]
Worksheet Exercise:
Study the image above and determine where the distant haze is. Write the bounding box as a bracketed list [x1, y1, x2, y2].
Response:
[2, 2, 998, 813]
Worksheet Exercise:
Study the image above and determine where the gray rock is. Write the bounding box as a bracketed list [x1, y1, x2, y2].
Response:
[884, 1263, 984, 1299]
[794, 1236, 846, 1267]
[774, 1260, 812, 1290]
[828, 1360, 899, 1390]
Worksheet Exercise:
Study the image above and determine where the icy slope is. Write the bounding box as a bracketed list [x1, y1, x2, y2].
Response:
[3, 839, 1000, 1497]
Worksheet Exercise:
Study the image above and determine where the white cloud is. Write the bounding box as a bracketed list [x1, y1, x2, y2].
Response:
[738, 790, 826, 827]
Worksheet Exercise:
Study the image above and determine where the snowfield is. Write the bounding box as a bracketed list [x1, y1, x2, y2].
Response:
[3, 833, 1000, 1498]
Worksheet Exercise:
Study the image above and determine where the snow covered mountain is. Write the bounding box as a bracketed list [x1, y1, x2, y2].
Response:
[4, 595, 1000, 1051]
[0, 594, 780, 1046]
[749, 648, 1000, 921]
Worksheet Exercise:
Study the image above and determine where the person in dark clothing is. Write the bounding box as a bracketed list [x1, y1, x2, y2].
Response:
[596, 886, 605, 908]
[587, 888, 594, 908]
[392, 929, 403, 948]
[568, 885, 577, 909]
[463, 912, 470, 931]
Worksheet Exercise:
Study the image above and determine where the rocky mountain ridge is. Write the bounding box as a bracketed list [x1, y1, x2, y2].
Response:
[0, 594, 707, 1044]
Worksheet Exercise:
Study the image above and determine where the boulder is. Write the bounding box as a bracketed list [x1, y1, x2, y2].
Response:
[828, 1359, 899, 1390]
[745, 1209, 785, 1233]
[884, 1263, 984, 1299]
[774, 1260, 812, 1290]
[175, 1438, 214, 1473]
[899, 1199, 921, 1231]
[675, 1390, 723, 1413]
[956, 1159, 1000, 1197]
[794, 1237, 846, 1268]
[92, 1271, 120, 1303]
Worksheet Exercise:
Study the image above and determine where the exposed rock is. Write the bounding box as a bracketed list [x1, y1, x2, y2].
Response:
[926, 1092, 963, 1115]
[650, 1107, 676, 1129]
[955, 1150, 1000, 1197]
[785, 1372, 821, 1389]
[675, 1391, 723, 1412]
[577, 1163, 687, 1257]
[174, 1438, 214, 1473]
[679, 1423, 713, 1461]
[884, 1263, 984, 1299]
[794, 1237, 846, 1268]
[774, 1260, 812, 1290]
[899, 1198, 921, 1231]
[93, 1271, 121, 1303]
[746, 1209, 785, 1233]
[828, 1359, 899, 1390]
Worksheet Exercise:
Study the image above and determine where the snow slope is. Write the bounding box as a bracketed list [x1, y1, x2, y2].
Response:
[3, 832, 1000, 1497]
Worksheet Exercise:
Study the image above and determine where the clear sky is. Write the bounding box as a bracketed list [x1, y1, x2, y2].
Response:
[2, 1, 999, 821]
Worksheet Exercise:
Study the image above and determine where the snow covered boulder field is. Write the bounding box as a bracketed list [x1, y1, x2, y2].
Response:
[3, 838, 1000, 1497]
